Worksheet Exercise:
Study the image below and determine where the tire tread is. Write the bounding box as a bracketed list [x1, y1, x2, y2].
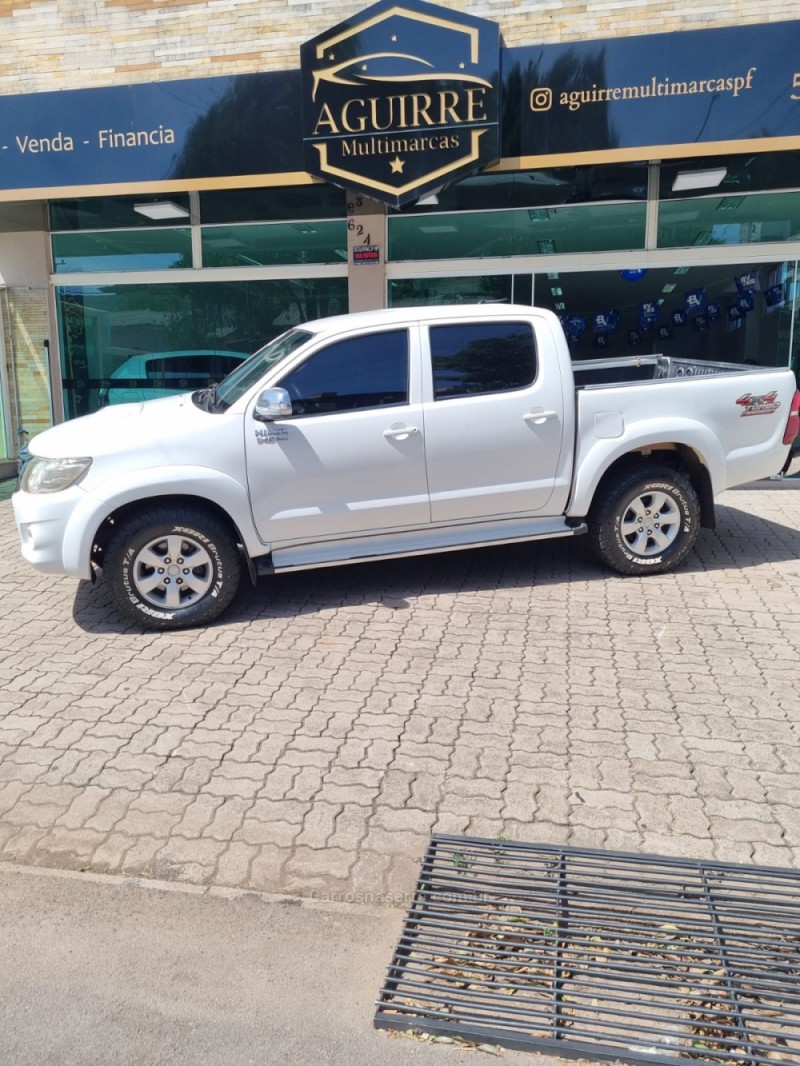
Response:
[589, 464, 700, 576]
[104, 505, 242, 629]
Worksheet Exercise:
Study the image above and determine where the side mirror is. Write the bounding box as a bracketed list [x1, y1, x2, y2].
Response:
[254, 388, 293, 422]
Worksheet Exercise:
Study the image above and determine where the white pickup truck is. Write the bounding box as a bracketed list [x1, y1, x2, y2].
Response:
[13, 304, 800, 630]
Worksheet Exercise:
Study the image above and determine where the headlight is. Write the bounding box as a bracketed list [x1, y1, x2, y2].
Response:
[20, 456, 93, 494]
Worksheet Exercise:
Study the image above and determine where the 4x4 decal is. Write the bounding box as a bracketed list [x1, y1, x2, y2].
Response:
[736, 391, 781, 416]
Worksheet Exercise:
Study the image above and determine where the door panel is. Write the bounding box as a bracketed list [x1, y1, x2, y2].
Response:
[244, 327, 430, 544]
[421, 319, 565, 522]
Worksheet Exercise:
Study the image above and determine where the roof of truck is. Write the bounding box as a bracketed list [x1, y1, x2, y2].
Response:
[301, 302, 557, 337]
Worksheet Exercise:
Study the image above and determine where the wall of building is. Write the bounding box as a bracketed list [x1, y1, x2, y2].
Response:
[0, 0, 797, 462]
[0, 204, 54, 455]
[0, 0, 796, 94]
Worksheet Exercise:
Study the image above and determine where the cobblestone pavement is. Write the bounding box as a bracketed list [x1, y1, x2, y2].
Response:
[1, 486, 799, 904]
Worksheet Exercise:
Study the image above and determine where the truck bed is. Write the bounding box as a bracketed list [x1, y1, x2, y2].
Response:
[572, 354, 767, 388]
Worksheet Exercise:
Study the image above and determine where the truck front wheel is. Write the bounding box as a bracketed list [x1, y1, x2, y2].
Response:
[589, 465, 701, 576]
[104, 506, 242, 629]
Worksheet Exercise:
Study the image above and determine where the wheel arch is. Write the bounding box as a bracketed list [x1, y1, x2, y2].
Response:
[581, 445, 716, 530]
[92, 493, 253, 571]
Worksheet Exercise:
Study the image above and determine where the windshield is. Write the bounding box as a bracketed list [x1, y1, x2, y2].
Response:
[212, 328, 314, 411]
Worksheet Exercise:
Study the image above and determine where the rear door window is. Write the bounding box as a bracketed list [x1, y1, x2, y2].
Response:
[429, 322, 537, 400]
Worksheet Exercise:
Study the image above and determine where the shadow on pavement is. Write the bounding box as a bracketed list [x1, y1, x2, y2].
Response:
[71, 502, 800, 634]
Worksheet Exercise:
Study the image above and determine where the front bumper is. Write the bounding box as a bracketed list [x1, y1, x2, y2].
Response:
[12, 485, 110, 579]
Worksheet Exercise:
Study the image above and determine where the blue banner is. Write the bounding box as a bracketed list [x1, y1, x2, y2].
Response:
[735, 271, 761, 295]
[0, 71, 303, 196]
[2, 15, 799, 196]
[507, 20, 800, 163]
[765, 283, 785, 307]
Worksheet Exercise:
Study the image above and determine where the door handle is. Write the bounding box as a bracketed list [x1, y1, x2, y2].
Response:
[383, 425, 420, 441]
[523, 409, 558, 425]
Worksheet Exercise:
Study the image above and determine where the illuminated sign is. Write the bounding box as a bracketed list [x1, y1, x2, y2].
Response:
[300, 0, 500, 208]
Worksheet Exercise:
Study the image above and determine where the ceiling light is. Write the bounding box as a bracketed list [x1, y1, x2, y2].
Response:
[671, 168, 727, 192]
[538, 239, 556, 254]
[133, 201, 190, 220]
[717, 196, 745, 210]
[204, 237, 242, 249]
[661, 283, 677, 293]
[673, 267, 690, 275]
[528, 209, 551, 222]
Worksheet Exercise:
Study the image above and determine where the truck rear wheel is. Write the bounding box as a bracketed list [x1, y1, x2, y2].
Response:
[589, 465, 700, 575]
[104, 506, 242, 629]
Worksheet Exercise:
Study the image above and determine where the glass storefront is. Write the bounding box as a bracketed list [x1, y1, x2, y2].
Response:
[56, 278, 347, 418]
[388, 264, 797, 367]
[389, 202, 647, 261]
[389, 274, 532, 306]
[52, 229, 193, 273]
[50, 186, 349, 417]
[532, 262, 796, 366]
[0, 379, 7, 462]
[388, 163, 649, 262]
[48, 153, 800, 423]
[385, 154, 800, 374]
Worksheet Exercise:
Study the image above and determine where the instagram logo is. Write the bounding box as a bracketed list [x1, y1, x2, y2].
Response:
[530, 87, 553, 112]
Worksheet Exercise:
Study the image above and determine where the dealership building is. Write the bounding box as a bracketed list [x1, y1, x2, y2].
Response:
[0, 0, 799, 477]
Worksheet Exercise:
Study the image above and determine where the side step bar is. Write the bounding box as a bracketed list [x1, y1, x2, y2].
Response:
[255, 517, 588, 575]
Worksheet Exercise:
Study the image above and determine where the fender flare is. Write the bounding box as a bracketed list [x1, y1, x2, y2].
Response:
[566, 419, 725, 519]
[62, 466, 263, 579]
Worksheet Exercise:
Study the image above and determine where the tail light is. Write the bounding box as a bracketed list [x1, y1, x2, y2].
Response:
[783, 389, 800, 445]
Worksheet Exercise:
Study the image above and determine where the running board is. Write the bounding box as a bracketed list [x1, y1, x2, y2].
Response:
[257, 517, 587, 575]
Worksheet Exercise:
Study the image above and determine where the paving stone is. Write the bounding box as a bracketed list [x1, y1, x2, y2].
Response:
[295, 802, 341, 849]
[84, 790, 137, 832]
[1, 490, 799, 903]
[30, 827, 107, 868]
[0, 781, 33, 815]
[236, 819, 302, 848]
[284, 845, 357, 885]
[88, 831, 137, 873]
[154, 836, 227, 882]
[118, 835, 173, 877]
[214, 841, 260, 887]
[55, 785, 111, 829]
[247, 845, 289, 893]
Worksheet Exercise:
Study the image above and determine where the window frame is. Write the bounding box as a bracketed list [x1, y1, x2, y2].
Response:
[427, 319, 539, 403]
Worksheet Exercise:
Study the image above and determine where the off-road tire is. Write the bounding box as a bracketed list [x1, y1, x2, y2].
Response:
[104, 506, 242, 629]
[589, 465, 700, 576]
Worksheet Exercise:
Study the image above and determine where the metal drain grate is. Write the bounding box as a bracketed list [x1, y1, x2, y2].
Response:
[375, 836, 800, 1065]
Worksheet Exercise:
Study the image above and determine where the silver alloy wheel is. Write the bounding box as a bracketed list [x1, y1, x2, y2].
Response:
[619, 489, 681, 556]
[131, 533, 214, 609]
